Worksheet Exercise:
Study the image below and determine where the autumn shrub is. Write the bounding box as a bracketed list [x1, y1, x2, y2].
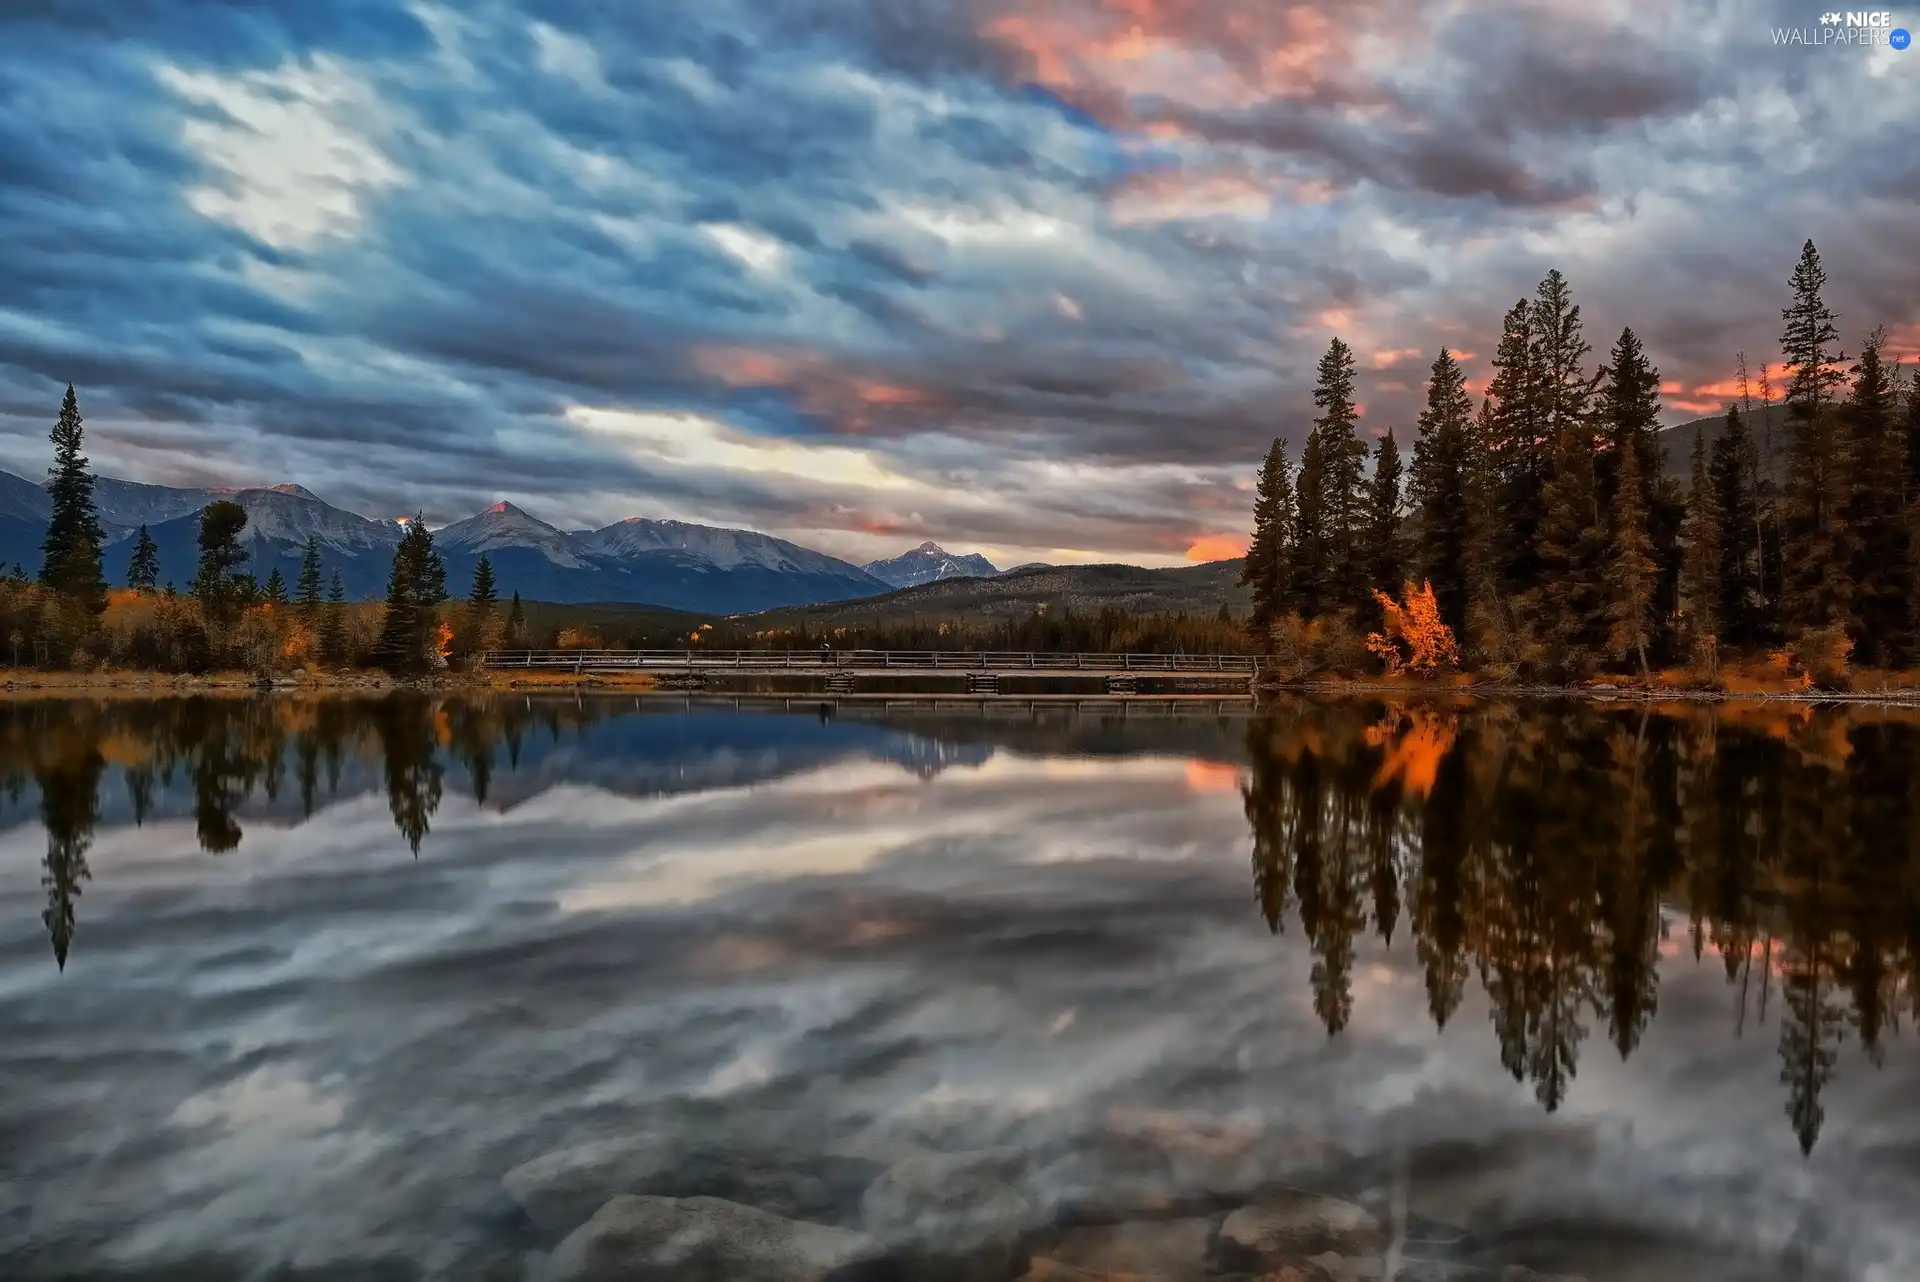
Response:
[1786, 623, 1853, 690]
[1687, 631, 1722, 685]
[1268, 610, 1371, 678]
[1365, 580, 1461, 679]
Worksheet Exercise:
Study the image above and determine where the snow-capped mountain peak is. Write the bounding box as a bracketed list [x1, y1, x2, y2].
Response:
[863, 541, 1000, 589]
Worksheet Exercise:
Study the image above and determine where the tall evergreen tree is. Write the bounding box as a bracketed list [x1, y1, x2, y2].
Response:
[469, 552, 498, 613]
[1710, 406, 1762, 646]
[1364, 430, 1403, 600]
[1409, 349, 1476, 633]
[296, 536, 325, 619]
[320, 572, 348, 663]
[1600, 327, 1682, 655]
[1903, 365, 1920, 502]
[1680, 430, 1723, 655]
[1531, 270, 1596, 451]
[190, 500, 252, 628]
[125, 525, 159, 592]
[1842, 328, 1910, 665]
[1240, 438, 1297, 638]
[1310, 337, 1369, 612]
[262, 567, 287, 606]
[505, 590, 526, 647]
[1482, 297, 1545, 596]
[1777, 241, 1854, 633]
[373, 515, 449, 672]
[1604, 429, 1658, 678]
[1534, 414, 1606, 673]
[39, 384, 108, 615]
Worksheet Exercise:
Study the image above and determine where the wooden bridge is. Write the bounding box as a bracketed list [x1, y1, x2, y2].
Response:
[477, 650, 1260, 696]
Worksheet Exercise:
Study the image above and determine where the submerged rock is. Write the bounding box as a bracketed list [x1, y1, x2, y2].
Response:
[537, 1194, 880, 1282]
[1020, 1217, 1216, 1280]
[862, 1148, 1035, 1251]
[503, 1136, 879, 1234]
[1215, 1189, 1384, 1270]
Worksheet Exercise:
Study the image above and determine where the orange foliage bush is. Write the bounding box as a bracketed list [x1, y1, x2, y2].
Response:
[1366, 580, 1461, 679]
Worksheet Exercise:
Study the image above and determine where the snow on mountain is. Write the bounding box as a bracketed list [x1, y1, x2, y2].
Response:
[863, 541, 1000, 589]
[579, 517, 876, 578]
[222, 489, 401, 552]
[434, 501, 589, 567]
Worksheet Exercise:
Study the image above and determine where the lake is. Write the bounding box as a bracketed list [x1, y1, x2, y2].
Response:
[1, 693, 1917, 1282]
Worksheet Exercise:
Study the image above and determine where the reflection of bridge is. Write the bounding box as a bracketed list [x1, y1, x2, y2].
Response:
[478, 650, 1259, 697]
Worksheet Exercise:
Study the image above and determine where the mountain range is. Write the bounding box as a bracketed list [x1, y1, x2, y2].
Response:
[0, 470, 1012, 614]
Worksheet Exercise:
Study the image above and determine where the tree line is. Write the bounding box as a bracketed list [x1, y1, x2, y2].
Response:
[1242, 240, 1920, 684]
[14, 386, 528, 674]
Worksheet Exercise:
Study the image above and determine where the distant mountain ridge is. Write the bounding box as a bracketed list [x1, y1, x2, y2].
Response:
[862, 540, 999, 589]
[0, 471, 893, 613]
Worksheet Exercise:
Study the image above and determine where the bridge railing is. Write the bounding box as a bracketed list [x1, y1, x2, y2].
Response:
[476, 649, 1260, 673]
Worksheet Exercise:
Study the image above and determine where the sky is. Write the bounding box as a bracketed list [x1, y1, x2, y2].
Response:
[1, 1, 1917, 570]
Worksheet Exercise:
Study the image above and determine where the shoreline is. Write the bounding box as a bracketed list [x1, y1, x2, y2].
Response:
[1263, 677, 1920, 707]
[0, 669, 664, 699]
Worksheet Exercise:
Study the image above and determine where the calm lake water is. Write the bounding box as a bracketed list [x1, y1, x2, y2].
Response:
[2, 694, 1918, 1281]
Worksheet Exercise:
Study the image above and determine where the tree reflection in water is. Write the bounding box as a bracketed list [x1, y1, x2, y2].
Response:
[1243, 696, 1920, 1155]
[2, 695, 608, 972]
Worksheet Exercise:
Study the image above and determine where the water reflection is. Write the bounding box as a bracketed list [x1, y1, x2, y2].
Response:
[1244, 697, 1920, 1156]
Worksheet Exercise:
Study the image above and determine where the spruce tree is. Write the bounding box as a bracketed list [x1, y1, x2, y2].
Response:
[1842, 327, 1910, 665]
[1534, 414, 1606, 674]
[1681, 430, 1723, 654]
[1604, 429, 1657, 677]
[1600, 327, 1682, 655]
[263, 567, 287, 606]
[505, 590, 526, 648]
[1710, 405, 1762, 646]
[39, 384, 108, 615]
[373, 515, 449, 672]
[191, 500, 252, 629]
[296, 536, 325, 619]
[1363, 429, 1403, 600]
[1409, 350, 1476, 633]
[1482, 297, 1545, 595]
[1777, 241, 1854, 634]
[1531, 271, 1595, 450]
[320, 571, 348, 664]
[465, 552, 500, 657]
[1903, 365, 1920, 502]
[1240, 438, 1297, 638]
[125, 525, 159, 592]
[1310, 337, 1369, 612]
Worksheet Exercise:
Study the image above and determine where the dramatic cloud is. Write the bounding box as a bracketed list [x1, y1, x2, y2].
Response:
[0, 0, 1914, 565]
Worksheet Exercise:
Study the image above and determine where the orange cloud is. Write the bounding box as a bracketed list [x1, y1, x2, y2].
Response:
[688, 344, 939, 432]
[1186, 534, 1246, 562]
[1109, 166, 1274, 225]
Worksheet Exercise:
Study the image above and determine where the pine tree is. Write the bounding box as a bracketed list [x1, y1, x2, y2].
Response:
[469, 552, 497, 613]
[1604, 428, 1658, 677]
[1240, 438, 1297, 638]
[263, 567, 287, 606]
[505, 590, 526, 648]
[39, 384, 108, 615]
[1409, 350, 1476, 633]
[1482, 297, 1545, 596]
[1681, 431, 1723, 657]
[1534, 414, 1606, 674]
[1842, 327, 1910, 665]
[1310, 337, 1369, 612]
[125, 525, 159, 592]
[464, 552, 500, 658]
[373, 515, 450, 673]
[1364, 429, 1403, 600]
[320, 571, 348, 664]
[1599, 327, 1682, 656]
[296, 536, 324, 619]
[1710, 405, 1762, 646]
[1777, 241, 1854, 634]
[191, 500, 252, 628]
[1532, 271, 1595, 450]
